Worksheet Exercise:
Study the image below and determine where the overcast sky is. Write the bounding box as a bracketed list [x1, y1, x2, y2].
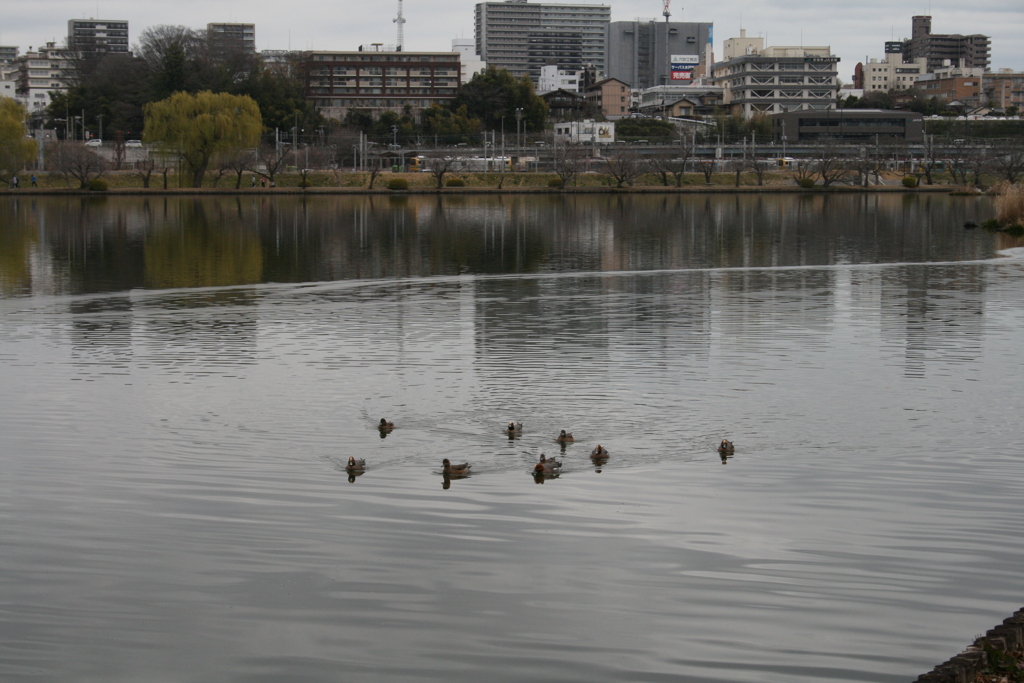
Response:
[3, 0, 1022, 81]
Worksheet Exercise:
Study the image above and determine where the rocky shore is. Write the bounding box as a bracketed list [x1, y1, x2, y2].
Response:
[915, 608, 1024, 682]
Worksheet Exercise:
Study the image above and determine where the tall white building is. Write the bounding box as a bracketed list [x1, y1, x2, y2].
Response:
[14, 43, 70, 118]
[475, 0, 610, 84]
[859, 44, 927, 93]
[452, 38, 487, 83]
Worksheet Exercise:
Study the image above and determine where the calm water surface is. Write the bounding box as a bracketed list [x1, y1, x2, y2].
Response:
[1, 194, 1022, 683]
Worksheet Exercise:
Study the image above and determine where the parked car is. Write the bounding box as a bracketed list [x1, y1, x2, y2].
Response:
[125, 140, 143, 148]
[85, 139, 102, 147]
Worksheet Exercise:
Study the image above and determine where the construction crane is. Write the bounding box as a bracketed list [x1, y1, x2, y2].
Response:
[394, 0, 406, 51]
[663, 0, 671, 22]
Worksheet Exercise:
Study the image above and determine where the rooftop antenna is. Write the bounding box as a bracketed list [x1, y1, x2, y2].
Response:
[662, 0, 670, 22]
[394, 0, 406, 51]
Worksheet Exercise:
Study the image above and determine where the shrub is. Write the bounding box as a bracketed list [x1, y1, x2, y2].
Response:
[445, 177, 466, 187]
[902, 176, 919, 188]
[547, 178, 564, 188]
[387, 178, 409, 190]
[298, 180, 312, 188]
[796, 177, 816, 189]
[87, 178, 108, 192]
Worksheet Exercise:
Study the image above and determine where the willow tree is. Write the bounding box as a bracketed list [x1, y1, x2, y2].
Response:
[144, 91, 261, 187]
[0, 98, 38, 184]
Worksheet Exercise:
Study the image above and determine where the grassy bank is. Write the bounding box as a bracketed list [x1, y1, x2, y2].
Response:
[3, 169, 972, 193]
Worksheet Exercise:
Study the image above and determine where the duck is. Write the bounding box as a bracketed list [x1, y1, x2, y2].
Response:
[442, 458, 472, 476]
[534, 454, 562, 474]
[505, 421, 523, 434]
[345, 456, 366, 472]
[590, 444, 609, 458]
[378, 418, 395, 430]
[555, 430, 574, 443]
[718, 439, 735, 454]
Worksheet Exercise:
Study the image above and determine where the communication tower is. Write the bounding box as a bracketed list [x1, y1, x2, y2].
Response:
[394, 0, 406, 51]
[663, 0, 671, 22]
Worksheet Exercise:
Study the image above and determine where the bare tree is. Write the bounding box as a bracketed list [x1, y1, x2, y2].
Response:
[218, 148, 256, 189]
[917, 135, 942, 185]
[745, 158, 769, 186]
[792, 160, 817, 186]
[112, 131, 126, 170]
[603, 148, 642, 188]
[847, 150, 882, 187]
[255, 143, 289, 186]
[46, 142, 106, 188]
[646, 136, 694, 187]
[133, 157, 157, 188]
[947, 137, 977, 187]
[814, 141, 851, 188]
[989, 138, 1024, 184]
[552, 143, 585, 188]
[423, 154, 462, 189]
[963, 144, 989, 188]
[695, 155, 717, 185]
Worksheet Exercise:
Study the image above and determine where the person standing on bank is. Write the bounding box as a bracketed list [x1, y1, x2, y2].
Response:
[31, 174, 37, 188]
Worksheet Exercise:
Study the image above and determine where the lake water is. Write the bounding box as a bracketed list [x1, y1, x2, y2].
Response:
[1, 193, 1022, 683]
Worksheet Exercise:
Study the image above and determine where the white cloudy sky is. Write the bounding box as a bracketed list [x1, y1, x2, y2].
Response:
[3, 0, 1022, 80]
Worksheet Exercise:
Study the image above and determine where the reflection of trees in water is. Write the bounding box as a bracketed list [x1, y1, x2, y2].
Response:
[0, 199, 38, 296]
[2, 193, 1002, 297]
[144, 199, 262, 289]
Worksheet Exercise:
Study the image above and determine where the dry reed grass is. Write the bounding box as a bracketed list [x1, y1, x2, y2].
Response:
[994, 182, 1024, 226]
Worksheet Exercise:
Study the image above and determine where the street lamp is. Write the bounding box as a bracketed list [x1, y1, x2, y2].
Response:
[515, 107, 524, 152]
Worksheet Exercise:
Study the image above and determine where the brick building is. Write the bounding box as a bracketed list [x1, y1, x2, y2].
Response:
[303, 50, 461, 120]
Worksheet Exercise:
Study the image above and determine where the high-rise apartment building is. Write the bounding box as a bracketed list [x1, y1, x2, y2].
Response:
[475, 1, 610, 83]
[14, 42, 70, 116]
[901, 16, 990, 73]
[605, 20, 713, 89]
[711, 31, 839, 118]
[0, 46, 18, 66]
[67, 19, 129, 58]
[208, 23, 257, 56]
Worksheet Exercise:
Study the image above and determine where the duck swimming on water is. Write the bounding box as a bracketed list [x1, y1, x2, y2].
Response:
[345, 457, 366, 472]
[718, 439, 735, 454]
[556, 430, 574, 443]
[379, 418, 395, 430]
[442, 458, 472, 476]
[590, 444, 609, 458]
[506, 421, 523, 434]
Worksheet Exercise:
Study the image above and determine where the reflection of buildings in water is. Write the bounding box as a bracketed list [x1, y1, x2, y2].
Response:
[69, 297, 135, 370]
[131, 290, 261, 373]
[879, 265, 986, 379]
[67, 289, 262, 375]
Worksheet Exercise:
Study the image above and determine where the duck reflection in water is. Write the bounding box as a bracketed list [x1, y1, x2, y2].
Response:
[345, 456, 366, 482]
[441, 458, 472, 490]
